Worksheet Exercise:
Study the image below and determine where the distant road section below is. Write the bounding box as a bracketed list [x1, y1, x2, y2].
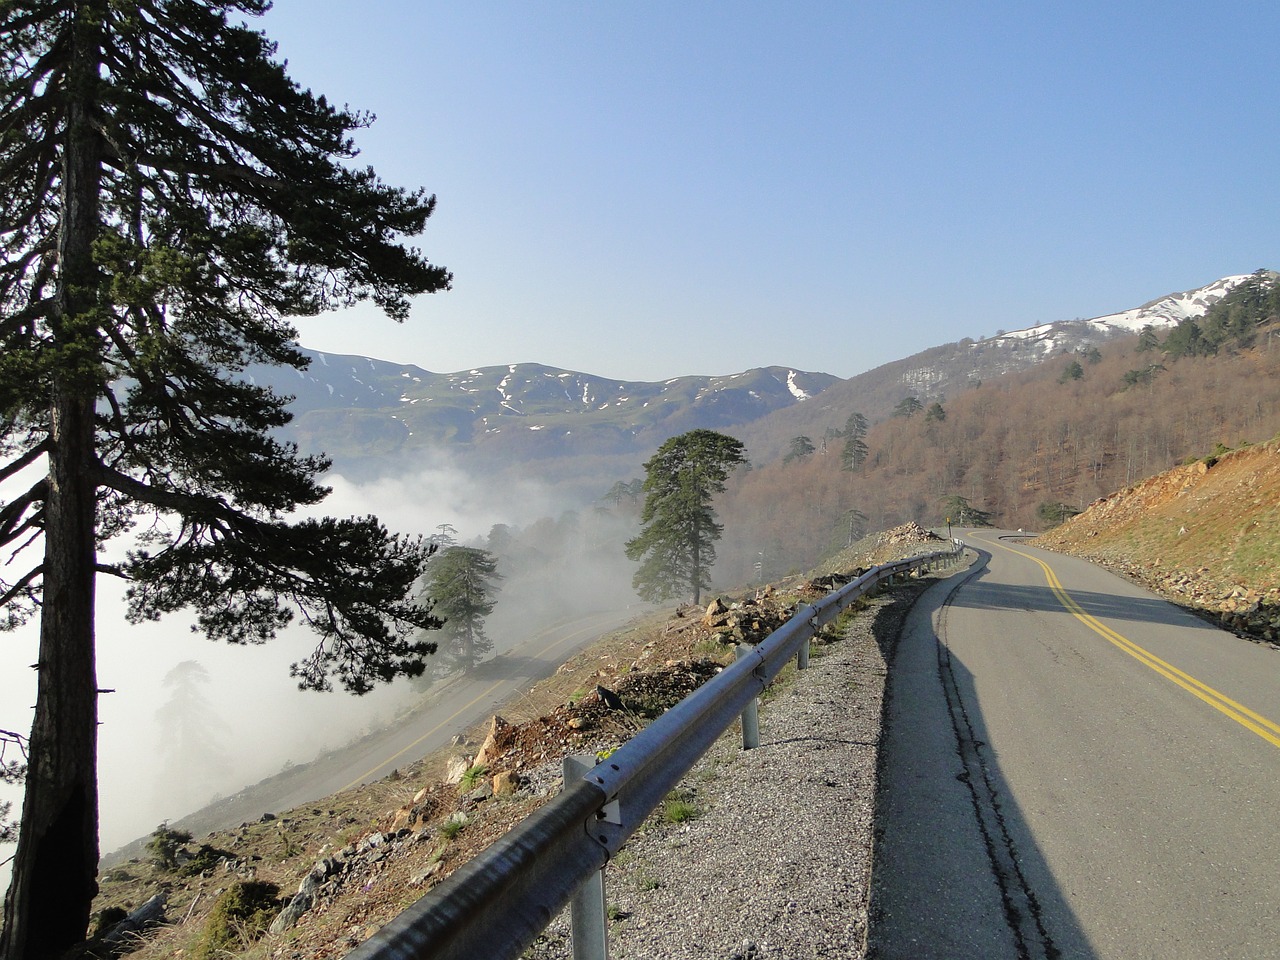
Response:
[155, 608, 637, 843]
[872, 533, 1280, 960]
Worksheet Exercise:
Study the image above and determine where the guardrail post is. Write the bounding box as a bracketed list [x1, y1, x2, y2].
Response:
[796, 635, 811, 670]
[734, 643, 761, 749]
[563, 755, 609, 960]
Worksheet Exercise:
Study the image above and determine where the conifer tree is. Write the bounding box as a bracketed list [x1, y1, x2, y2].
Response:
[625, 429, 747, 605]
[942, 495, 994, 527]
[0, 3, 449, 954]
[893, 396, 924, 418]
[153, 661, 230, 817]
[782, 435, 815, 465]
[423, 546, 502, 672]
[1136, 324, 1160, 353]
[839, 412, 869, 471]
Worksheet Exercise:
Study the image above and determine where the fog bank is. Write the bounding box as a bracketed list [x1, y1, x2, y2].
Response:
[0, 450, 638, 872]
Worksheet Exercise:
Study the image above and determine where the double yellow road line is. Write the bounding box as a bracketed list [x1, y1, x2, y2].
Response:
[990, 537, 1280, 751]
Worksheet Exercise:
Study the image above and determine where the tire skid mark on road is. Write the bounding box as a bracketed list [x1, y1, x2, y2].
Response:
[981, 535, 1280, 751]
[936, 555, 1061, 960]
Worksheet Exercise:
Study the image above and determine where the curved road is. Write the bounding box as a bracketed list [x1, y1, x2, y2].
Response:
[182, 608, 637, 835]
[873, 533, 1280, 959]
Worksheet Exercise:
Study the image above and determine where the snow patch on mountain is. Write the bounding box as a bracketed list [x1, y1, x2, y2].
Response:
[981, 275, 1251, 357]
[1086, 275, 1250, 333]
[785, 370, 810, 401]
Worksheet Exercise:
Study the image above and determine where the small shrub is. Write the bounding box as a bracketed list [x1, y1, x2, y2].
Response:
[458, 764, 487, 791]
[146, 825, 192, 869]
[439, 813, 467, 840]
[662, 797, 700, 824]
[90, 906, 128, 938]
[279, 833, 302, 861]
[179, 842, 235, 877]
[190, 881, 280, 960]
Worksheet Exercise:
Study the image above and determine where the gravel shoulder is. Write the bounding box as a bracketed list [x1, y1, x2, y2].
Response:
[525, 586, 925, 960]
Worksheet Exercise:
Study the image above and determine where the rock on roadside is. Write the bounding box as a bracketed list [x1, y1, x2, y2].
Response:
[523, 588, 921, 959]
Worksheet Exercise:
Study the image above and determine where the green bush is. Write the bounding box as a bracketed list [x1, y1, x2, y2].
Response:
[191, 881, 280, 960]
[180, 842, 236, 877]
[458, 764, 488, 791]
[90, 906, 128, 938]
[439, 814, 467, 840]
[145, 825, 192, 869]
[662, 790, 701, 824]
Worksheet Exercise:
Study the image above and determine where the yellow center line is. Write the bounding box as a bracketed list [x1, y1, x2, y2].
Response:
[336, 616, 617, 792]
[336, 678, 508, 793]
[981, 535, 1280, 750]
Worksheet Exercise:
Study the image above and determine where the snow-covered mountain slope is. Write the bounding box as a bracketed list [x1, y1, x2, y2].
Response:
[992, 274, 1251, 355]
[256, 272, 1261, 479]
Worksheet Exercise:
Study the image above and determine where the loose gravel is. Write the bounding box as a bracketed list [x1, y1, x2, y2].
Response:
[524, 587, 922, 960]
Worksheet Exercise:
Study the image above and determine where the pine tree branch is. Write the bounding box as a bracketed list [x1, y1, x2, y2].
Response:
[0, 564, 42, 609]
[0, 439, 49, 484]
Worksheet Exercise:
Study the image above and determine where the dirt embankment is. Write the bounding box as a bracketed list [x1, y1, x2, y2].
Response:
[1036, 438, 1280, 644]
[86, 526, 946, 959]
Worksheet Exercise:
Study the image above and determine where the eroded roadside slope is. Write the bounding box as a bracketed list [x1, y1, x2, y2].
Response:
[88, 528, 945, 960]
[1036, 438, 1280, 645]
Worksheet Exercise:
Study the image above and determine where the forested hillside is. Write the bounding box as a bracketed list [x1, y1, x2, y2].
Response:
[732, 273, 1264, 463]
[707, 283, 1280, 583]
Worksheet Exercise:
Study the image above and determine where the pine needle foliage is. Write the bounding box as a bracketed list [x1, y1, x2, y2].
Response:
[0, 3, 450, 955]
[625, 429, 747, 605]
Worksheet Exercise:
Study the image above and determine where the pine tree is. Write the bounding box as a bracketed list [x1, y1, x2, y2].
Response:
[423, 546, 502, 672]
[1162, 317, 1209, 359]
[782, 435, 815, 465]
[0, 4, 449, 954]
[625, 430, 747, 605]
[0, 730, 25, 846]
[942, 495, 994, 528]
[153, 661, 231, 817]
[893, 395, 923, 418]
[839, 412, 868, 471]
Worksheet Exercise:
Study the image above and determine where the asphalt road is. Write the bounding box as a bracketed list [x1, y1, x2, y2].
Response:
[872, 533, 1280, 960]
[172, 608, 638, 837]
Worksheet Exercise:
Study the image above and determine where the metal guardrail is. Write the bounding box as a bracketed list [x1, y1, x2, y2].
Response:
[344, 540, 965, 960]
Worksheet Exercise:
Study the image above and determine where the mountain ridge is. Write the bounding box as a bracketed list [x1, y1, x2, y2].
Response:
[260, 273, 1255, 488]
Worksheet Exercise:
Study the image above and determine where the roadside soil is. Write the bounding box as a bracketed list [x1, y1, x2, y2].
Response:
[84, 525, 947, 960]
[1035, 439, 1280, 646]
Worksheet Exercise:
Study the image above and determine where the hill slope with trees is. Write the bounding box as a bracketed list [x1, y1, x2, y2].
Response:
[708, 278, 1280, 583]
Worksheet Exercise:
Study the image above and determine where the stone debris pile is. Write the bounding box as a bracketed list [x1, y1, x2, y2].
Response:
[698, 589, 795, 645]
[876, 521, 944, 549]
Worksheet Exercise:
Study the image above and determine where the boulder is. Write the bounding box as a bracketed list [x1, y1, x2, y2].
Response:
[474, 715, 513, 768]
[269, 891, 312, 934]
[102, 894, 167, 949]
[493, 771, 520, 796]
[444, 755, 471, 785]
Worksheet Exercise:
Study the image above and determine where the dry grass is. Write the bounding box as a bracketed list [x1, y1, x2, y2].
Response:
[1039, 438, 1280, 591]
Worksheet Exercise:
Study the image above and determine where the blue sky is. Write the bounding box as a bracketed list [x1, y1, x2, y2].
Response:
[262, 1, 1277, 381]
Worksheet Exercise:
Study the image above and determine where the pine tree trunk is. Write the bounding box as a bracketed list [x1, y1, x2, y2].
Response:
[690, 515, 701, 606]
[1, 7, 104, 957]
[1, 392, 101, 960]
